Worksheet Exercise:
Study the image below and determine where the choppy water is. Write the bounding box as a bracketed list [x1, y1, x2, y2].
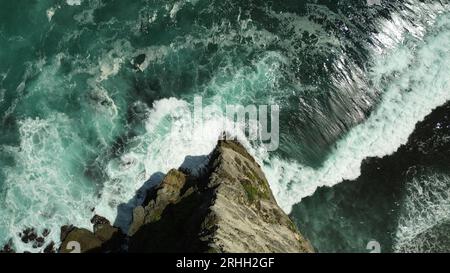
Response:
[0, 0, 449, 252]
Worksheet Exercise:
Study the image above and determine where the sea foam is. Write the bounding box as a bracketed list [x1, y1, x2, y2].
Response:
[264, 8, 450, 213]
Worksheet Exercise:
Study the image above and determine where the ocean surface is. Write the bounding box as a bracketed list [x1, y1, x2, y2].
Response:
[0, 0, 449, 252]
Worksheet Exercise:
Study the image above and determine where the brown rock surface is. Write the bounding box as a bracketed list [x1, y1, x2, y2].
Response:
[56, 140, 313, 253]
[128, 140, 313, 253]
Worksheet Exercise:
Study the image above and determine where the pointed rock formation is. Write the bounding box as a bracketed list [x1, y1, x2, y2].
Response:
[59, 140, 313, 253]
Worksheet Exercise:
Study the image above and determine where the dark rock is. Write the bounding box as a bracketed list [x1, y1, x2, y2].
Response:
[128, 206, 145, 236]
[133, 54, 146, 70]
[43, 242, 55, 253]
[128, 140, 313, 253]
[58, 140, 313, 253]
[91, 214, 125, 251]
[95, 225, 125, 252]
[32, 237, 45, 248]
[94, 225, 119, 242]
[58, 217, 126, 253]
[94, 224, 118, 242]
[60, 225, 75, 242]
[0, 240, 14, 253]
[91, 215, 110, 227]
[59, 228, 102, 253]
[42, 229, 50, 237]
[20, 228, 38, 244]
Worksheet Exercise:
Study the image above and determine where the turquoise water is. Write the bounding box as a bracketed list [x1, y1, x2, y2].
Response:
[0, 0, 449, 252]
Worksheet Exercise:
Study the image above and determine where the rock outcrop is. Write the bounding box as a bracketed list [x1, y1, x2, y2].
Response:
[59, 140, 313, 253]
[59, 216, 124, 253]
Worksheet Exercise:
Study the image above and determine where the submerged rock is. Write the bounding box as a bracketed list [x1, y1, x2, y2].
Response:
[132, 54, 146, 71]
[20, 228, 38, 244]
[43, 242, 56, 253]
[0, 240, 14, 253]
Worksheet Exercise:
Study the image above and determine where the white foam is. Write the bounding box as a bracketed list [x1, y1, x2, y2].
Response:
[2, 0, 449, 252]
[170, 2, 183, 19]
[98, 57, 124, 82]
[0, 115, 97, 252]
[264, 11, 450, 213]
[95, 97, 255, 230]
[92, 49, 285, 230]
[66, 0, 82, 6]
[393, 170, 450, 252]
[46, 6, 58, 22]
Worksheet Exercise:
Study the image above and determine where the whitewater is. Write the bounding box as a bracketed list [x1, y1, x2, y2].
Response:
[0, 0, 449, 252]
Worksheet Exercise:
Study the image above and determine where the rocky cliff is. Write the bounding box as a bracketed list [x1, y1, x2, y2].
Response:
[58, 140, 314, 253]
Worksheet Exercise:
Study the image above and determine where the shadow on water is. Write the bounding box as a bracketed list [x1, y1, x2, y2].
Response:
[113, 171, 164, 231]
[179, 155, 209, 173]
[112, 153, 210, 233]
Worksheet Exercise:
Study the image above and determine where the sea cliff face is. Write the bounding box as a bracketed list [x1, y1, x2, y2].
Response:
[58, 140, 314, 253]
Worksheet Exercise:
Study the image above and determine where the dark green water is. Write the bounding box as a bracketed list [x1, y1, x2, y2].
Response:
[292, 102, 450, 252]
[0, 0, 449, 252]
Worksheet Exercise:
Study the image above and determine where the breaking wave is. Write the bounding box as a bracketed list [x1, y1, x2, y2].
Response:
[0, 0, 449, 252]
